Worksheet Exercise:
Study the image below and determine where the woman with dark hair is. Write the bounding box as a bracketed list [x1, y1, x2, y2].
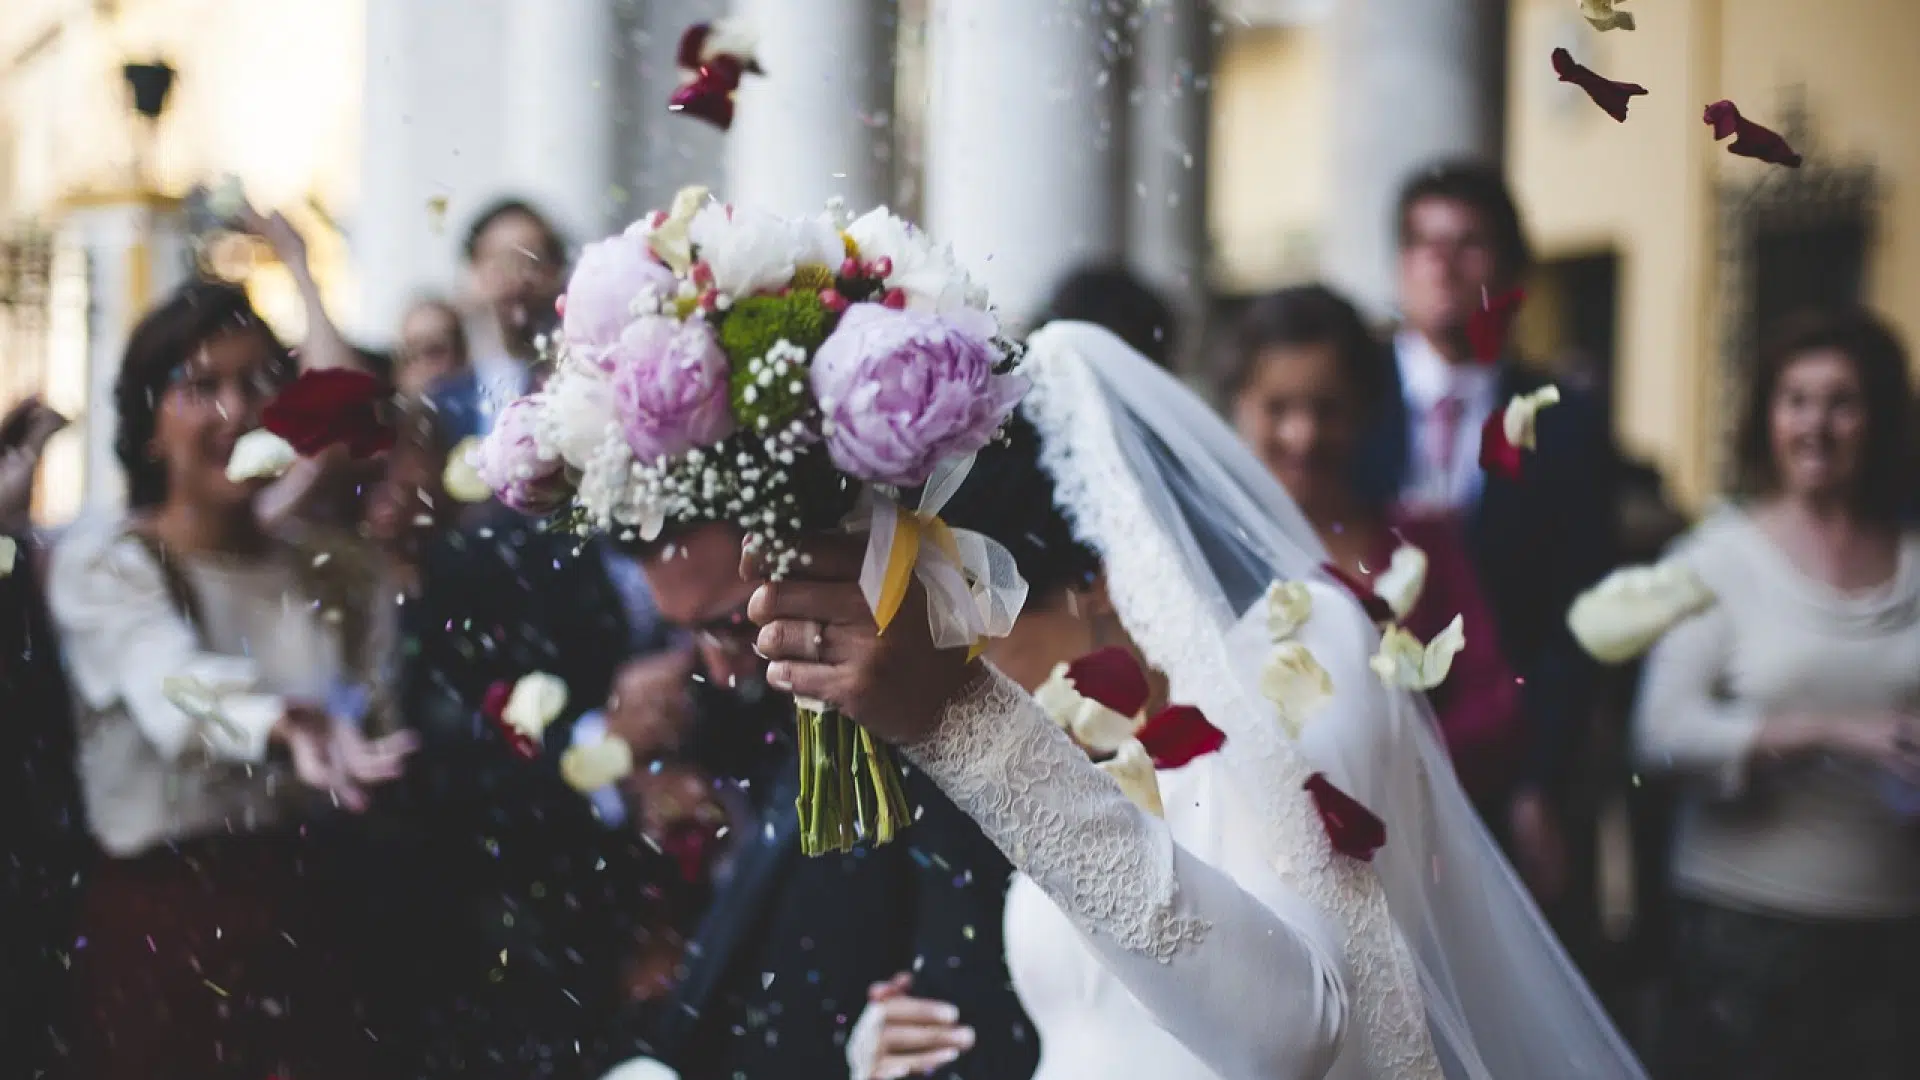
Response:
[1228, 285, 1525, 811]
[1636, 306, 1920, 1080]
[768, 322, 1644, 1080]
[46, 280, 415, 1080]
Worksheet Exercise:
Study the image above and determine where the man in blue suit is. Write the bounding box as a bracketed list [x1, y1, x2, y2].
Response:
[1354, 160, 1619, 915]
[431, 198, 569, 445]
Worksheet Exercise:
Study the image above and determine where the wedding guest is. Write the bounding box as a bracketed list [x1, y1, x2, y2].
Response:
[46, 281, 416, 1080]
[0, 532, 89, 1077]
[398, 296, 471, 399]
[1231, 285, 1524, 809]
[1038, 264, 1178, 368]
[433, 199, 568, 443]
[589, 523, 1038, 1080]
[1353, 160, 1617, 906]
[1636, 307, 1920, 1080]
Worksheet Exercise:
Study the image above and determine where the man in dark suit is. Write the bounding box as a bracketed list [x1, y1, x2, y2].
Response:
[1353, 160, 1619, 916]
[430, 198, 568, 446]
[591, 521, 1038, 1080]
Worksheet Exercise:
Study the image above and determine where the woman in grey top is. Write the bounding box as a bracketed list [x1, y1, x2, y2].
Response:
[1636, 307, 1920, 1080]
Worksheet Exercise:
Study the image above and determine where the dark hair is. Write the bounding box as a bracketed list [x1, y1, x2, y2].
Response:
[402, 295, 470, 355]
[354, 347, 397, 386]
[940, 412, 1099, 601]
[463, 197, 568, 267]
[115, 281, 291, 508]
[1735, 305, 1913, 522]
[1038, 265, 1177, 370]
[1227, 284, 1390, 408]
[1395, 159, 1532, 281]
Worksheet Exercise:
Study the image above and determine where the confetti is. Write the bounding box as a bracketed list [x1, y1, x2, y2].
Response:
[1551, 48, 1647, 123]
[1704, 99, 1804, 167]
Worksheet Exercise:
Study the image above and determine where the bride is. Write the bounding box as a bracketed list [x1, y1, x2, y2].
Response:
[750, 322, 1646, 1080]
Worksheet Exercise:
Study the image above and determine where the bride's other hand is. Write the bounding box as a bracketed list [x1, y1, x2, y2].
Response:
[744, 533, 979, 745]
[847, 973, 976, 1080]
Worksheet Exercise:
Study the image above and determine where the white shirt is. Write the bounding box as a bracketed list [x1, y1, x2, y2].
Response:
[1395, 330, 1499, 512]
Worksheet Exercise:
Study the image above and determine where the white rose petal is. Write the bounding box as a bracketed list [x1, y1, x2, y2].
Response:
[442, 437, 493, 503]
[1373, 544, 1429, 620]
[562, 735, 635, 793]
[0, 535, 15, 578]
[699, 18, 759, 66]
[1370, 615, 1467, 691]
[1578, 0, 1636, 33]
[1261, 641, 1334, 738]
[648, 186, 708, 276]
[1569, 560, 1715, 664]
[1263, 580, 1315, 641]
[502, 672, 570, 742]
[226, 429, 298, 482]
[1098, 739, 1164, 818]
[1503, 386, 1562, 453]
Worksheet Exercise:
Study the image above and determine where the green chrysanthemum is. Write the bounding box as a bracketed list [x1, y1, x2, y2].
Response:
[721, 293, 831, 430]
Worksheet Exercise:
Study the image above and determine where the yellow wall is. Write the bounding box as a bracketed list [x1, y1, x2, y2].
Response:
[1211, 0, 1920, 510]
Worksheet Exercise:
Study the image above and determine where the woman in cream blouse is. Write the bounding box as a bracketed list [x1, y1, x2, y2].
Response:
[1636, 307, 1920, 1080]
[48, 282, 415, 1080]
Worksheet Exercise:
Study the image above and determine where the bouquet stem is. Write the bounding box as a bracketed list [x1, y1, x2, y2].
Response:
[794, 701, 912, 856]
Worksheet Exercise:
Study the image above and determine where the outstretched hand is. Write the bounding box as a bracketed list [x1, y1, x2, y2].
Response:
[744, 533, 980, 745]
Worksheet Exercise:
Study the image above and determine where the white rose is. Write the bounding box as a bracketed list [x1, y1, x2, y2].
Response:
[442, 437, 493, 504]
[503, 671, 570, 742]
[536, 363, 621, 471]
[226, 429, 297, 482]
[1372, 544, 1429, 620]
[1032, 662, 1141, 753]
[562, 735, 635, 793]
[689, 202, 802, 298]
[1569, 560, 1715, 664]
[0, 535, 14, 578]
[1369, 615, 1467, 691]
[793, 211, 849, 271]
[1503, 386, 1562, 453]
[1261, 641, 1333, 738]
[1098, 739, 1164, 818]
[845, 207, 987, 316]
[1263, 580, 1315, 641]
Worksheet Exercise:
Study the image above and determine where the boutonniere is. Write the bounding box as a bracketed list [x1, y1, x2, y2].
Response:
[482, 671, 570, 759]
[226, 428, 299, 482]
[1304, 773, 1387, 862]
[1568, 559, 1715, 664]
[260, 367, 396, 459]
[1480, 385, 1561, 481]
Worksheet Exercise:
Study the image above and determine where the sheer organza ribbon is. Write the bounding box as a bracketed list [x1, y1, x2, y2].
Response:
[858, 454, 1029, 658]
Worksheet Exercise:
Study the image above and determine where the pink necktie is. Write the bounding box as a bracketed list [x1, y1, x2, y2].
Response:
[1427, 394, 1464, 490]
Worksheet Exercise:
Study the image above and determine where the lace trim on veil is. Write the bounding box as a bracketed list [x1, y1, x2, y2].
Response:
[1020, 330, 1443, 1080]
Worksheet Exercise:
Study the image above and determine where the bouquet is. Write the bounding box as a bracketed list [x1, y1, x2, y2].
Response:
[472, 186, 1029, 855]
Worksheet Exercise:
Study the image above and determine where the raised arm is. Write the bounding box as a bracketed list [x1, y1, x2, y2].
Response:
[904, 665, 1351, 1080]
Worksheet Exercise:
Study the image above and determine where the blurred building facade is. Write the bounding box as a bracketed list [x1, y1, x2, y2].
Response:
[0, 0, 1914, 519]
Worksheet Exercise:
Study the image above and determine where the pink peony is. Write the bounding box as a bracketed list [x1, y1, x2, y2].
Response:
[474, 398, 571, 514]
[607, 315, 735, 464]
[563, 224, 678, 362]
[810, 304, 1025, 488]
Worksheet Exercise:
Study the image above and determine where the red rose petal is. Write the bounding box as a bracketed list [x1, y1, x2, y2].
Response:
[1478, 407, 1524, 480]
[1703, 99, 1803, 168]
[1304, 772, 1386, 862]
[1065, 646, 1151, 718]
[1134, 705, 1226, 770]
[1465, 286, 1526, 365]
[1551, 48, 1647, 123]
[260, 368, 394, 458]
[669, 24, 760, 132]
[1320, 562, 1395, 624]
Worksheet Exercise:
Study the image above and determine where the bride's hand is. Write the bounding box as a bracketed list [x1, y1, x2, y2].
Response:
[745, 533, 979, 745]
[846, 973, 976, 1080]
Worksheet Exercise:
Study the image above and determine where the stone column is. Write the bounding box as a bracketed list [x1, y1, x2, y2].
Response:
[923, 0, 1127, 327]
[502, 0, 621, 244]
[620, 0, 731, 215]
[1324, 0, 1506, 318]
[725, 0, 895, 217]
[1127, 0, 1214, 358]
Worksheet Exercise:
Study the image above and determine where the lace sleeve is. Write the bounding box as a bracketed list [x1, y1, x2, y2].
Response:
[905, 665, 1351, 1080]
